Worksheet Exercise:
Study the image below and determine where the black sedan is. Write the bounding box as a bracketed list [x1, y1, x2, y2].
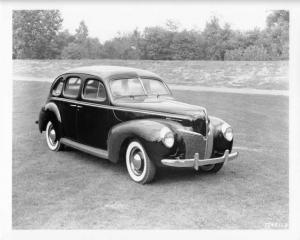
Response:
[37, 66, 238, 184]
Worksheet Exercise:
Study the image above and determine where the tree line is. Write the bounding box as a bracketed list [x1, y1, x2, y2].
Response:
[13, 10, 289, 60]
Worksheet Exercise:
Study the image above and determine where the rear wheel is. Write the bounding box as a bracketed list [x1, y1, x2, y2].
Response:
[125, 140, 156, 184]
[45, 121, 63, 151]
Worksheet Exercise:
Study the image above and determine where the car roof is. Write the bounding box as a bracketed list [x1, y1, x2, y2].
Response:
[63, 65, 161, 80]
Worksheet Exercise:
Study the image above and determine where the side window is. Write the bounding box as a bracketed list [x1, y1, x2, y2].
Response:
[63, 77, 82, 98]
[83, 79, 107, 102]
[52, 78, 64, 96]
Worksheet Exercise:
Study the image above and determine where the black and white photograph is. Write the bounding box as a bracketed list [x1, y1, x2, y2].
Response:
[1, 0, 300, 239]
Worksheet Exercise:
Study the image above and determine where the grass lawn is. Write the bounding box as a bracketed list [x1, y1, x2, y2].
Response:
[12, 80, 288, 229]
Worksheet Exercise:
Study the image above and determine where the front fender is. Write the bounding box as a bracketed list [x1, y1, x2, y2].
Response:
[209, 116, 233, 155]
[107, 119, 179, 164]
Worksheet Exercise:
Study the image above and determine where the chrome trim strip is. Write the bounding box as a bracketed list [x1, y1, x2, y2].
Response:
[60, 138, 108, 159]
[138, 77, 147, 95]
[204, 124, 214, 159]
[50, 97, 192, 120]
[178, 128, 205, 137]
[165, 117, 183, 122]
[160, 78, 173, 96]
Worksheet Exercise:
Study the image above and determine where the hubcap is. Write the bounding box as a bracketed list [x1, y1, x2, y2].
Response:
[48, 125, 57, 146]
[132, 153, 142, 170]
[129, 147, 144, 176]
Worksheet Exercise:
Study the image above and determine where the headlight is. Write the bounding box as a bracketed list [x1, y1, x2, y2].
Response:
[221, 124, 233, 141]
[160, 127, 174, 148]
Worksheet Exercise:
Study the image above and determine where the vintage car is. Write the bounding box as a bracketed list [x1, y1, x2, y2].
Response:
[37, 66, 238, 184]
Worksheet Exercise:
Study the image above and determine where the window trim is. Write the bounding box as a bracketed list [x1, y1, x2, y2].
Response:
[62, 76, 82, 99]
[140, 77, 172, 96]
[81, 78, 107, 103]
[51, 77, 64, 97]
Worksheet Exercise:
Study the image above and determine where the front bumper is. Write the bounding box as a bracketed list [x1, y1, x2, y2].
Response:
[161, 150, 239, 170]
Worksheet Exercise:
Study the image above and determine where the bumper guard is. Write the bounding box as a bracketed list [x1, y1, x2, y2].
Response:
[161, 150, 239, 170]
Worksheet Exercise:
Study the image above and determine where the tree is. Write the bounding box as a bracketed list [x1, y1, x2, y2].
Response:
[170, 30, 205, 60]
[12, 10, 289, 60]
[61, 21, 103, 59]
[202, 17, 234, 60]
[75, 21, 89, 43]
[61, 42, 84, 59]
[264, 10, 289, 59]
[141, 26, 174, 60]
[102, 32, 140, 60]
[13, 10, 63, 59]
[266, 10, 289, 28]
[85, 37, 103, 59]
[165, 19, 180, 32]
[50, 30, 75, 58]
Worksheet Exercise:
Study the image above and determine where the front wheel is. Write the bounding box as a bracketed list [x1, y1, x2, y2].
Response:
[125, 140, 156, 184]
[198, 163, 224, 173]
[45, 121, 63, 151]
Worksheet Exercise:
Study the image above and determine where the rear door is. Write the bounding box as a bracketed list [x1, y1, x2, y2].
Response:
[77, 78, 111, 149]
[60, 76, 82, 141]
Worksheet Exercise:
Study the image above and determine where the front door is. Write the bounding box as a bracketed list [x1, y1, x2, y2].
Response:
[60, 76, 82, 140]
[77, 78, 111, 150]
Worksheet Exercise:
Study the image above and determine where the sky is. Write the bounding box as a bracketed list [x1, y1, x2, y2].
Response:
[60, 3, 270, 43]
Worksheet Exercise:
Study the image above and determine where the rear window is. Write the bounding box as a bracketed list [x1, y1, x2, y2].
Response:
[52, 78, 64, 96]
[82, 79, 106, 101]
[63, 77, 82, 98]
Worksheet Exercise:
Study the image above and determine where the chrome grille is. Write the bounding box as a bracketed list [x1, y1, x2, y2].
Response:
[192, 116, 207, 136]
[180, 131, 206, 159]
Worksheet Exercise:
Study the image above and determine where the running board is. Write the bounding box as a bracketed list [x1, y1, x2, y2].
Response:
[60, 138, 108, 159]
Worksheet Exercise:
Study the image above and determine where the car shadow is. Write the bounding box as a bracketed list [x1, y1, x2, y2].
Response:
[155, 167, 224, 185]
[60, 147, 225, 185]
[61, 147, 127, 173]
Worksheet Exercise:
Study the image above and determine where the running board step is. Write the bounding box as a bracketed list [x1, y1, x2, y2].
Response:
[60, 138, 108, 159]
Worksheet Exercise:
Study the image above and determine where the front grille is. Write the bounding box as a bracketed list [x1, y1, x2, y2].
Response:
[180, 131, 206, 159]
[192, 117, 207, 136]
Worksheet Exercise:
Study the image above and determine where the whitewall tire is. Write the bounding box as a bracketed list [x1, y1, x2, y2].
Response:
[46, 121, 62, 151]
[125, 140, 156, 184]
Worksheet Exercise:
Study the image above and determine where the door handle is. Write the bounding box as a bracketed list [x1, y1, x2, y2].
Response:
[77, 105, 83, 109]
[69, 104, 77, 107]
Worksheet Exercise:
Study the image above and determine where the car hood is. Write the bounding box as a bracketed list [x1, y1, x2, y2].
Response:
[113, 97, 206, 119]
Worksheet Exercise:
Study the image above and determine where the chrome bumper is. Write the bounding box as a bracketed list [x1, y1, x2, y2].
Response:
[161, 150, 239, 170]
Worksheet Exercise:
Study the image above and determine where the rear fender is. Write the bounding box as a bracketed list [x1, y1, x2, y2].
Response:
[38, 102, 61, 133]
[44, 102, 61, 122]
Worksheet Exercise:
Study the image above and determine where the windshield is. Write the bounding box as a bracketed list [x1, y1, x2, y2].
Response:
[141, 78, 170, 96]
[110, 78, 146, 98]
[110, 78, 170, 99]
